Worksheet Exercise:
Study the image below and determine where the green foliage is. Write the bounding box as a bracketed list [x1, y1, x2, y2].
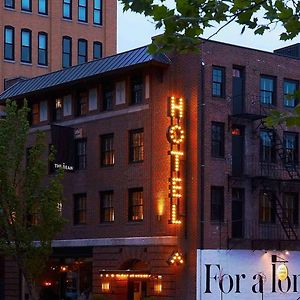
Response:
[120, 0, 300, 52]
[0, 100, 64, 299]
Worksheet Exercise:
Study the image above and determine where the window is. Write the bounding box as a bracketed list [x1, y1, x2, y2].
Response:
[211, 122, 224, 158]
[259, 130, 276, 163]
[62, 36, 72, 68]
[128, 188, 143, 221]
[100, 191, 114, 222]
[31, 103, 39, 125]
[63, 0, 72, 19]
[75, 138, 87, 170]
[283, 193, 298, 225]
[27, 206, 40, 226]
[212, 66, 225, 97]
[100, 134, 114, 167]
[131, 76, 143, 104]
[211, 186, 224, 222]
[39, 100, 48, 122]
[21, 0, 31, 11]
[115, 81, 126, 105]
[283, 132, 298, 165]
[284, 79, 298, 108]
[63, 94, 72, 116]
[54, 98, 63, 121]
[38, 0, 47, 14]
[4, 26, 14, 60]
[78, 0, 87, 22]
[77, 90, 88, 116]
[93, 0, 102, 25]
[38, 32, 48, 66]
[21, 29, 31, 63]
[4, 0, 15, 9]
[78, 39, 87, 64]
[74, 193, 86, 225]
[103, 84, 113, 111]
[260, 76, 276, 105]
[129, 129, 144, 163]
[88, 88, 97, 111]
[259, 191, 275, 223]
[93, 41, 102, 60]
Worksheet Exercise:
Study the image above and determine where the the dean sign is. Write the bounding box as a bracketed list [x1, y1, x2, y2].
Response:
[197, 250, 300, 300]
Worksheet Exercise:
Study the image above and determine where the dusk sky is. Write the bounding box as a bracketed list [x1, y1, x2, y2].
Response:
[117, 2, 300, 54]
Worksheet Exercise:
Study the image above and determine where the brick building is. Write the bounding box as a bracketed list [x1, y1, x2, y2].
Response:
[0, 0, 117, 91]
[1, 40, 300, 299]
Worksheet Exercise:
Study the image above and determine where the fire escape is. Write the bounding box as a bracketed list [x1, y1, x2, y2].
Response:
[228, 71, 299, 246]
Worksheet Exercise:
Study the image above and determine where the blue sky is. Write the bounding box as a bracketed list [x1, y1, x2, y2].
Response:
[117, 2, 300, 54]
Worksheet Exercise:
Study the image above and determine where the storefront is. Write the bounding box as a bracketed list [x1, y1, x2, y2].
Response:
[38, 247, 92, 300]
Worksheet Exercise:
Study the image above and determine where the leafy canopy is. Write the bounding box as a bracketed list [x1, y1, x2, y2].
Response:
[0, 100, 64, 299]
[121, 0, 300, 52]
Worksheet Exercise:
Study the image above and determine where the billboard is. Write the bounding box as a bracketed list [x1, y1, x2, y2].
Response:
[197, 249, 300, 300]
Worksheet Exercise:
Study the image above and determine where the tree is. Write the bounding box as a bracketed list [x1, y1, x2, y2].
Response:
[0, 100, 64, 300]
[121, 0, 300, 53]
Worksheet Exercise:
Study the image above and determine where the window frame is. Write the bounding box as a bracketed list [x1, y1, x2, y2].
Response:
[63, 0, 72, 19]
[128, 188, 144, 222]
[74, 193, 86, 225]
[4, 26, 14, 61]
[260, 75, 276, 105]
[211, 186, 224, 222]
[283, 131, 299, 165]
[259, 129, 276, 163]
[78, 0, 88, 22]
[259, 191, 276, 224]
[102, 84, 113, 111]
[211, 122, 225, 158]
[129, 129, 144, 163]
[131, 76, 144, 105]
[212, 66, 225, 98]
[4, 0, 15, 9]
[76, 90, 88, 116]
[78, 38, 88, 64]
[21, 29, 32, 63]
[38, 32, 48, 66]
[38, 0, 48, 15]
[93, 0, 102, 25]
[283, 192, 299, 225]
[100, 134, 114, 167]
[93, 41, 102, 60]
[53, 97, 63, 121]
[283, 79, 298, 108]
[21, 0, 32, 11]
[100, 190, 114, 223]
[62, 36, 72, 68]
[75, 138, 87, 170]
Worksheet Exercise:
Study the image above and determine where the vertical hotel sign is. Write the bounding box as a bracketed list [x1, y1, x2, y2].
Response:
[167, 96, 185, 224]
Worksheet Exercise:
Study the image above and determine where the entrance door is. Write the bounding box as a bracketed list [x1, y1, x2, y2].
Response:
[232, 189, 245, 238]
[128, 281, 146, 300]
[232, 125, 244, 176]
[232, 68, 244, 115]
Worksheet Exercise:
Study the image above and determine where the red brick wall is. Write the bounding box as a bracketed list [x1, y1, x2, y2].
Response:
[0, 0, 117, 91]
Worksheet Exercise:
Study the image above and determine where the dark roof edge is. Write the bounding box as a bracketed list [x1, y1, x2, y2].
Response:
[200, 38, 300, 60]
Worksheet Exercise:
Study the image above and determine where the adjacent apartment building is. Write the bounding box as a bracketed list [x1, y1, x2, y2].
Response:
[0, 0, 117, 91]
[0, 40, 300, 300]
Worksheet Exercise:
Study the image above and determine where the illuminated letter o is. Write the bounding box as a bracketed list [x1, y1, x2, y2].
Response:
[167, 125, 185, 144]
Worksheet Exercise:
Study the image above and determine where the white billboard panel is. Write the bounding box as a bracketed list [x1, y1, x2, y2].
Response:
[197, 249, 300, 300]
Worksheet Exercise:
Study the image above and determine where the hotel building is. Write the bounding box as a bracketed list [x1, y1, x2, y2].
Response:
[1, 40, 300, 300]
